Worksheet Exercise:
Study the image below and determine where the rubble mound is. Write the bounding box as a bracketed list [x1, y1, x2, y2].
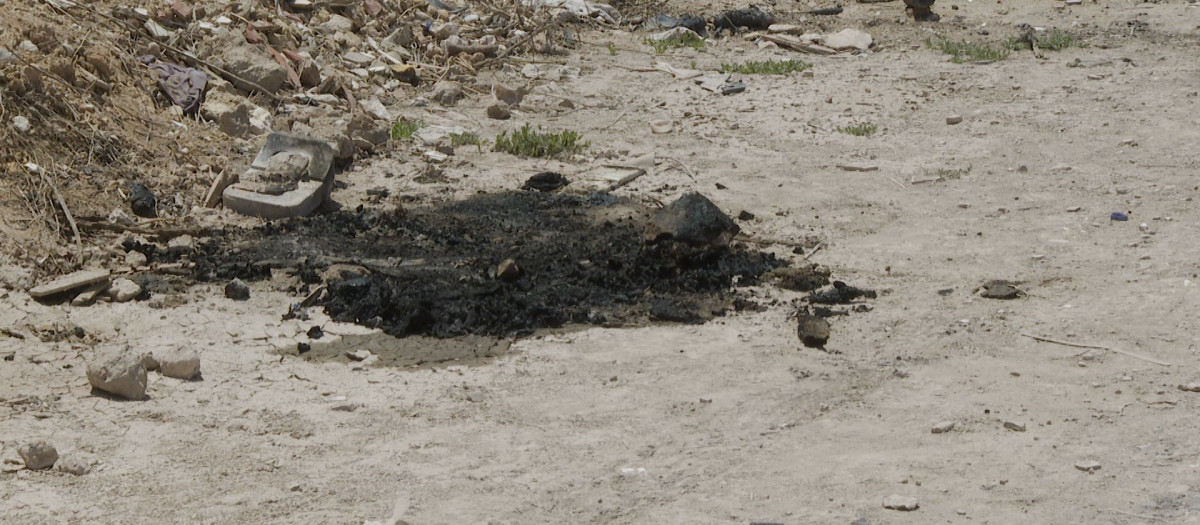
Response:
[196, 191, 785, 338]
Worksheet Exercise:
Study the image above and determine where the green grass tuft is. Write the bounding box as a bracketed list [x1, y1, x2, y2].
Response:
[720, 59, 811, 75]
[449, 132, 483, 147]
[1035, 29, 1087, 51]
[925, 36, 1011, 63]
[607, 42, 618, 55]
[390, 119, 422, 140]
[643, 32, 705, 54]
[836, 123, 877, 137]
[493, 124, 589, 158]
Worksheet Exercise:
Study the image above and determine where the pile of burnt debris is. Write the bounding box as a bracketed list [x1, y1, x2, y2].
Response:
[191, 191, 794, 338]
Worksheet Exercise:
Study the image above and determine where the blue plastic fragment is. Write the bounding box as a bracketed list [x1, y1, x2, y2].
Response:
[1110, 212, 1129, 221]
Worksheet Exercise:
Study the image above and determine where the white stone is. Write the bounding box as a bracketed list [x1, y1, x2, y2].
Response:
[86, 345, 148, 400]
[107, 278, 141, 302]
[126, 250, 148, 267]
[931, 421, 955, 434]
[821, 28, 872, 51]
[361, 98, 392, 121]
[54, 455, 90, 476]
[882, 494, 919, 511]
[156, 346, 201, 380]
[11, 116, 30, 133]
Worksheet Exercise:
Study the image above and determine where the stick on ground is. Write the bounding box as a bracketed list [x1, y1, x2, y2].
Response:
[1021, 333, 1173, 367]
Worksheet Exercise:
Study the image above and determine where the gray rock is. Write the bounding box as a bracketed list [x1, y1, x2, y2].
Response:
[166, 234, 194, 256]
[882, 494, 919, 511]
[342, 51, 374, 67]
[125, 250, 148, 267]
[0, 48, 16, 65]
[318, 14, 355, 34]
[486, 104, 511, 120]
[348, 115, 390, 148]
[17, 40, 39, 53]
[645, 192, 740, 247]
[156, 346, 201, 380]
[946, 115, 963, 125]
[1075, 460, 1101, 473]
[1003, 420, 1026, 432]
[218, 103, 252, 138]
[54, 455, 90, 476]
[107, 278, 142, 302]
[225, 278, 250, 300]
[141, 352, 160, 372]
[87, 346, 148, 400]
[17, 440, 58, 470]
[213, 33, 288, 94]
[1178, 382, 1200, 393]
[931, 421, 956, 434]
[430, 80, 464, 106]
[297, 58, 322, 88]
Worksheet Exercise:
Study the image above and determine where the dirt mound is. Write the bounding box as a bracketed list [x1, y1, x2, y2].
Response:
[195, 191, 784, 337]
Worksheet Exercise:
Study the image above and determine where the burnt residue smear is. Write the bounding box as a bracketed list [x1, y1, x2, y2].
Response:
[196, 192, 784, 338]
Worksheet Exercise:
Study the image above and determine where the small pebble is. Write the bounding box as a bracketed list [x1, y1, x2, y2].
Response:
[931, 421, 956, 434]
[11, 116, 31, 133]
[1075, 460, 1101, 473]
[1003, 420, 1026, 432]
[1177, 383, 1200, 393]
[882, 494, 919, 511]
[946, 115, 963, 125]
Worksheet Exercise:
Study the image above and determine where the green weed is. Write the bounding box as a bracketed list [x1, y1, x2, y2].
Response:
[644, 32, 705, 53]
[720, 59, 811, 75]
[925, 36, 1011, 63]
[1035, 29, 1086, 51]
[836, 123, 877, 137]
[390, 119, 422, 140]
[493, 124, 589, 158]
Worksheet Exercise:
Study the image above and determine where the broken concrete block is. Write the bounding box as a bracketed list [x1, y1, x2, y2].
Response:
[29, 269, 111, 299]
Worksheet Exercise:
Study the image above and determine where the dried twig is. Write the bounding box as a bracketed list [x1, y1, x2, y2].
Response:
[38, 170, 80, 245]
[1021, 333, 1172, 367]
[804, 242, 824, 260]
[663, 156, 697, 182]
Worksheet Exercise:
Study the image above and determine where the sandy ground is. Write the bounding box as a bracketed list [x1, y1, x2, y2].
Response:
[4, 0, 1200, 523]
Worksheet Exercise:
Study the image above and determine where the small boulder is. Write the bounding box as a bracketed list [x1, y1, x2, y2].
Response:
[156, 346, 201, 380]
[430, 80, 463, 106]
[216, 38, 288, 94]
[645, 192, 740, 247]
[17, 440, 58, 470]
[54, 455, 90, 476]
[225, 278, 250, 300]
[86, 345, 148, 400]
[107, 278, 142, 302]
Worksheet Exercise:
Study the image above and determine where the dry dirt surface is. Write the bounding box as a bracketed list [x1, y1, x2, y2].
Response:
[4, 0, 1200, 523]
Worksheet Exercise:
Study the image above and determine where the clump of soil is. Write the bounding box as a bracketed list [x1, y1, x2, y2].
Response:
[196, 191, 786, 338]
